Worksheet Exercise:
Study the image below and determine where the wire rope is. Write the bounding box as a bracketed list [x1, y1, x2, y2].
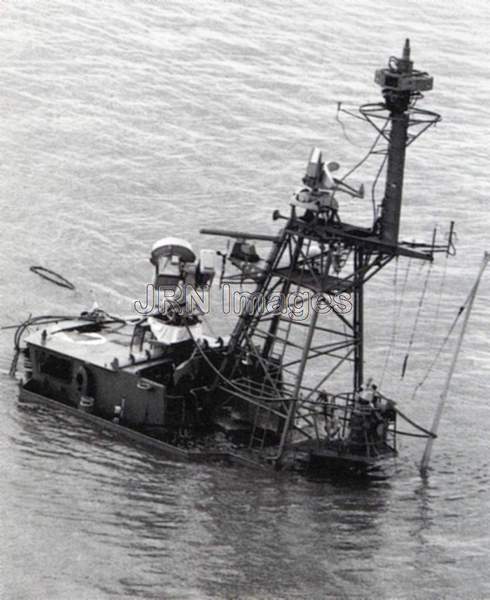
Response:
[410, 282, 472, 400]
[401, 261, 433, 379]
[380, 257, 399, 387]
[30, 266, 75, 290]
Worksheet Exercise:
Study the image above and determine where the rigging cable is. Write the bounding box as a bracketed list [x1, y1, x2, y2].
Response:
[338, 121, 388, 183]
[380, 257, 399, 387]
[335, 103, 359, 146]
[183, 320, 287, 404]
[410, 283, 471, 401]
[428, 249, 449, 353]
[401, 261, 433, 379]
[371, 153, 388, 222]
[380, 256, 411, 386]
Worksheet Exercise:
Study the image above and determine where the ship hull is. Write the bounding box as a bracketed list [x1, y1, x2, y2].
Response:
[18, 380, 264, 469]
[18, 379, 395, 475]
[17, 318, 398, 476]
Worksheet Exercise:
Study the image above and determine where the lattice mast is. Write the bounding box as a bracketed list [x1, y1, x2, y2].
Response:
[205, 41, 443, 463]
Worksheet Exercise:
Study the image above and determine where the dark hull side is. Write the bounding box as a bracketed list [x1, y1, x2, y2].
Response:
[18, 381, 395, 475]
[18, 318, 396, 476]
[18, 382, 265, 469]
[307, 448, 388, 474]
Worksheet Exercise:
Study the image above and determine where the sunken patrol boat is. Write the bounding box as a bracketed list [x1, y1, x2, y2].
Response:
[14, 42, 457, 474]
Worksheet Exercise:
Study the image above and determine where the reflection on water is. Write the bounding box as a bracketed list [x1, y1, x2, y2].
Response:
[6, 395, 487, 599]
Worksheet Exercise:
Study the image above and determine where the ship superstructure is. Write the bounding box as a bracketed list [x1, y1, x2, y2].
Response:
[14, 41, 455, 473]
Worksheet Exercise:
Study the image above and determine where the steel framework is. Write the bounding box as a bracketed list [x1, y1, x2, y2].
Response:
[202, 40, 454, 467]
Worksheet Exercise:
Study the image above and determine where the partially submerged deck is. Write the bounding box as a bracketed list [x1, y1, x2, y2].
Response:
[18, 382, 266, 470]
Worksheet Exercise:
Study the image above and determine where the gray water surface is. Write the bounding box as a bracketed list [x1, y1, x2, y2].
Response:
[0, 1, 489, 598]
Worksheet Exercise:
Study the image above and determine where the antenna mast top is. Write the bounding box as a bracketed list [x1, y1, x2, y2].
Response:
[372, 40, 435, 244]
[401, 38, 412, 69]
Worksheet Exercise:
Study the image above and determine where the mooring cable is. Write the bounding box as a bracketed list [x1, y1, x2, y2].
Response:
[8, 311, 128, 377]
